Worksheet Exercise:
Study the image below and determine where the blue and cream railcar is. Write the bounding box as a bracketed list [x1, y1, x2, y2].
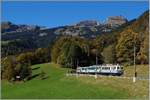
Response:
[76, 64, 123, 75]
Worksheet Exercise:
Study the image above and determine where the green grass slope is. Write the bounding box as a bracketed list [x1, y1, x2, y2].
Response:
[1, 63, 149, 99]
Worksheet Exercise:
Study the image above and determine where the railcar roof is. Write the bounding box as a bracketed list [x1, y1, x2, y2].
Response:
[78, 64, 121, 68]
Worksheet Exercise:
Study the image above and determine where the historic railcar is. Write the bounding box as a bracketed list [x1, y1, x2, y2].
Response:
[76, 64, 123, 75]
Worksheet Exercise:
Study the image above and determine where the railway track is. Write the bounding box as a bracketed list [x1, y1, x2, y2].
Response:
[66, 73, 149, 80]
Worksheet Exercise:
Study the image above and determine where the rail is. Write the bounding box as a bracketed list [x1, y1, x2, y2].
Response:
[66, 73, 149, 80]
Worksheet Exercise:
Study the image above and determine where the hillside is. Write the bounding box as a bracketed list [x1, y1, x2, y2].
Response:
[1, 18, 125, 57]
[1, 10, 148, 64]
[115, 10, 149, 64]
[2, 63, 149, 99]
[83, 10, 149, 68]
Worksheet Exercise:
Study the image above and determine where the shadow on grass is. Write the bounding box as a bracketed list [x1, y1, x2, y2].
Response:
[28, 73, 40, 80]
[32, 67, 40, 70]
[41, 76, 49, 80]
[28, 73, 49, 80]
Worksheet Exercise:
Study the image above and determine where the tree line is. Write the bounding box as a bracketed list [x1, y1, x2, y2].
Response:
[1, 47, 50, 82]
[1, 28, 148, 82]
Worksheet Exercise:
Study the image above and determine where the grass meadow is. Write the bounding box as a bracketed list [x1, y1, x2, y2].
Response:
[1, 63, 149, 99]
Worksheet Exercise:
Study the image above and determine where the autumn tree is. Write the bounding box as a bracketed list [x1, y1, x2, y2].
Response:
[116, 29, 141, 65]
[102, 44, 116, 64]
[51, 36, 92, 68]
[137, 31, 149, 64]
[1, 56, 16, 81]
[15, 62, 32, 80]
[34, 48, 50, 63]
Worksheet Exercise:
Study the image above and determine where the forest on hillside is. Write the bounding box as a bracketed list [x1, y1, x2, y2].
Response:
[1, 10, 149, 82]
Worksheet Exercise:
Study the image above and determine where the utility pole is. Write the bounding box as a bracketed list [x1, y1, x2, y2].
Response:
[77, 59, 79, 68]
[76, 59, 79, 78]
[95, 49, 98, 79]
[133, 38, 137, 83]
[71, 58, 73, 68]
[88, 45, 90, 57]
[96, 50, 98, 65]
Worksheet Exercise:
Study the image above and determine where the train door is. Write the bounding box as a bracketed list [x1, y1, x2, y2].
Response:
[111, 66, 116, 73]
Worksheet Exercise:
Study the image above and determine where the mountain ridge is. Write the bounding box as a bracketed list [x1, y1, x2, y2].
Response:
[1, 11, 148, 58]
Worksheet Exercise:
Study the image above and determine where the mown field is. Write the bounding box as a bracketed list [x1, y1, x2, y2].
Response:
[1, 63, 149, 99]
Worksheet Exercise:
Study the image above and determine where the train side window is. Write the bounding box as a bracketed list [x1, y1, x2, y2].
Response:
[112, 67, 116, 70]
[82, 68, 85, 70]
[104, 67, 110, 70]
[117, 67, 119, 69]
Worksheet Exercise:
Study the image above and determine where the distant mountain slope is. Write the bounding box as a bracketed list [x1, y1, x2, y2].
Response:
[1, 12, 147, 58]
[1, 22, 18, 33]
[130, 10, 149, 33]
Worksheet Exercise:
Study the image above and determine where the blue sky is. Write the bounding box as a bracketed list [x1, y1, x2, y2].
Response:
[2, 1, 149, 28]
